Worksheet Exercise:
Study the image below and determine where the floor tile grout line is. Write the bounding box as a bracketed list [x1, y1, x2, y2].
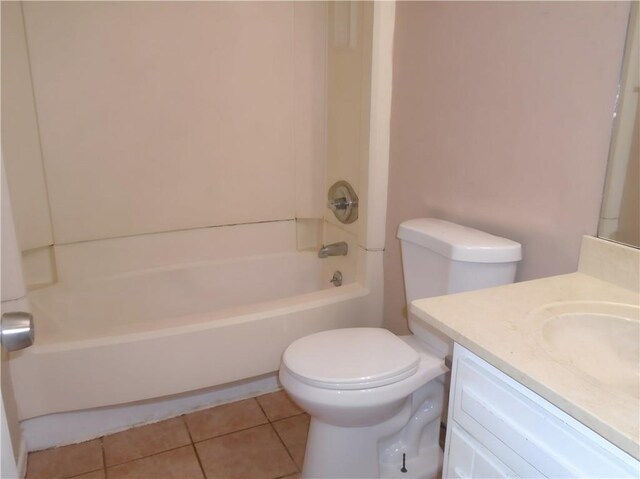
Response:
[181, 413, 197, 446]
[181, 415, 209, 479]
[185, 393, 306, 474]
[190, 395, 300, 476]
[191, 419, 271, 445]
[252, 395, 303, 470]
[255, 394, 305, 425]
[254, 395, 272, 422]
[101, 416, 193, 469]
[184, 396, 271, 443]
[103, 442, 194, 470]
[190, 442, 208, 479]
[270, 411, 307, 425]
[100, 436, 107, 479]
[65, 466, 105, 479]
[270, 420, 302, 473]
[185, 403, 299, 479]
[27, 392, 306, 478]
[30, 437, 106, 479]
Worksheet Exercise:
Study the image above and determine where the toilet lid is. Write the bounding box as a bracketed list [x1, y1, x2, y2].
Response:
[282, 328, 420, 390]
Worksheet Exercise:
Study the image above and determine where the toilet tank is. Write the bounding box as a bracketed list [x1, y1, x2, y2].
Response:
[397, 219, 522, 304]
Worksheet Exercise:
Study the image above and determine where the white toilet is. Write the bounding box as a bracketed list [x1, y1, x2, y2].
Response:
[279, 219, 522, 479]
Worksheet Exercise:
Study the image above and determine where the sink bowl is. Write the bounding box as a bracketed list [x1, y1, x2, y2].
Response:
[531, 302, 639, 397]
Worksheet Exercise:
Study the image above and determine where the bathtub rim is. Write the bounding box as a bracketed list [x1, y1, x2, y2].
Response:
[19, 282, 369, 353]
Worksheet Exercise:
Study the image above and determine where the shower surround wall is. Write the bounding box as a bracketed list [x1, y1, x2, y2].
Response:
[3, 2, 326, 274]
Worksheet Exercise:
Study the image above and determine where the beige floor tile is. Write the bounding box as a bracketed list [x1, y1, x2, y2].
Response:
[106, 446, 203, 479]
[26, 439, 103, 479]
[256, 390, 303, 421]
[185, 398, 268, 442]
[195, 424, 298, 479]
[103, 417, 191, 466]
[272, 414, 310, 469]
[70, 470, 105, 479]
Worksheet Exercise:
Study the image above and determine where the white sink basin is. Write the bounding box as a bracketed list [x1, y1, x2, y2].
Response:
[531, 302, 639, 397]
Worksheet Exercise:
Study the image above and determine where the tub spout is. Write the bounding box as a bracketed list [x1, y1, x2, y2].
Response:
[318, 242, 348, 258]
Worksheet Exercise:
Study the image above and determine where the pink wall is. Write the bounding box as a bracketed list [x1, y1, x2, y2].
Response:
[384, 1, 630, 333]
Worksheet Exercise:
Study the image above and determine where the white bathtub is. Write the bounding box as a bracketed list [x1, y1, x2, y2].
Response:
[10, 221, 383, 420]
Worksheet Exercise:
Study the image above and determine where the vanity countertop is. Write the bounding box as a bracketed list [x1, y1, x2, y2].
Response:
[411, 252, 640, 460]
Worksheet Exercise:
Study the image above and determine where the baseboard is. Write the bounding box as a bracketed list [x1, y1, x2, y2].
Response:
[22, 373, 279, 452]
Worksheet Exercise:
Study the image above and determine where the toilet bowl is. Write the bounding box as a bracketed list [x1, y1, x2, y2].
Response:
[279, 219, 522, 478]
[279, 329, 447, 479]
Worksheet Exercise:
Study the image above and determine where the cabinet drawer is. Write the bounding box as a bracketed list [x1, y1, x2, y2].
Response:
[450, 344, 638, 478]
[446, 425, 517, 479]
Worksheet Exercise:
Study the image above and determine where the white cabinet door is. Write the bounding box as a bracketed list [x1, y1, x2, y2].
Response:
[444, 344, 640, 479]
[446, 425, 517, 479]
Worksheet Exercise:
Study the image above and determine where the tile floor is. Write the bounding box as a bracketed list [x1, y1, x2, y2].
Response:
[26, 391, 309, 479]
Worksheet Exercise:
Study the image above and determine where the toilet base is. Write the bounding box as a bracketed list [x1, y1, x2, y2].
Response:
[302, 405, 410, 479]
[301, 420, 443, 479]
[379, 444, 442, 479]
[300, 379, 445, 479]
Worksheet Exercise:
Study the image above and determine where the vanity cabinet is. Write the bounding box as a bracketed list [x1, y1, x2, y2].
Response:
[443, 344, 639, 478]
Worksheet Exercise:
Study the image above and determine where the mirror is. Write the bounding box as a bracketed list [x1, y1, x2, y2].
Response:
[598, 5, 639, 248]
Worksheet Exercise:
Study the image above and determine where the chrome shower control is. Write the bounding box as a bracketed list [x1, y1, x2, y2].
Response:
[328, 197, 353, 211]
[318, 242, 348, 258]
[1, 311, 34, 352]
[327, 181, 358, 224]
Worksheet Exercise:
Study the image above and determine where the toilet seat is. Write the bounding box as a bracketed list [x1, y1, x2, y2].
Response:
[282, 328, 420, 390]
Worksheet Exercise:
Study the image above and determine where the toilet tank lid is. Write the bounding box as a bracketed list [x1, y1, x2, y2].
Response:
[397, 218, 522, 263]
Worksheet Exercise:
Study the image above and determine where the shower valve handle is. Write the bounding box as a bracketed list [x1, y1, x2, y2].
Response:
[328, 197, 355, 211]
[327, 180, 358, 224]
